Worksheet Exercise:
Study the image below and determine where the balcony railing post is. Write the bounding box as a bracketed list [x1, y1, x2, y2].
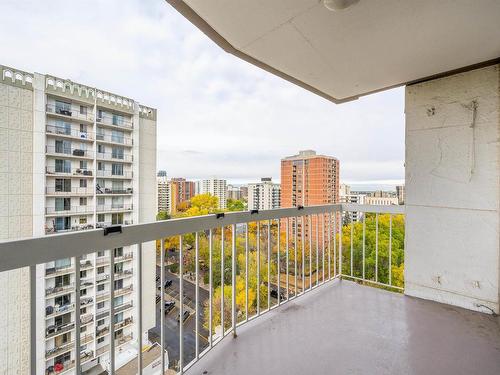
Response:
[221, 227, 225, 334]
[195, 232, 200, 355]
[267, 220, 271, 310]
[389, 214, 393, 286]
[294, 217, 298, 297]
[75, 256, 81, 375]
[285, 218, 289, 300]
[375, 213, 379, 283]
[339, 212, 343, 277]
[277, 219, 281, 306]
[231, 224, 237, 338]
[256, 222, 260, 315]
[137, 242, 143, 375]
[245, 224, 249, 322]
[209, 229, 213, 347]
[160, 238, 166, 374]
[30, 265, 36, 375]
[350, 219, 354, 277]
[179, 236, 183, 374]
[362, 215, 366, 281]
[110, 250, 115, 375]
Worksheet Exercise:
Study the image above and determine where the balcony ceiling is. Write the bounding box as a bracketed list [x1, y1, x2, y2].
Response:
[167, 0, 500, 103]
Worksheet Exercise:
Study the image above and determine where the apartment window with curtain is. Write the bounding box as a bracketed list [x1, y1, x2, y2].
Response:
[114, 263, 123, 274]
[55, 100, 71, 114]
[96, 126, 104, 140]
[79, 160, 87, 170]
[111, 213, 123, 225]
[55, 258, 71, 269]
[111, 196, 123, 209]
[55, 140, 71, 154]
[114, 312, 124, 324]
[55, 159, 71, 173]
[111, 163, 123, 176]
[111, 147, 124, 160]
[113, 295, 124, 307]
[112, 180, 123, 192]
[112, 114, 124, 126]
[97, 214, 105, 223]
[55, 119, 71, 135]
[54, 274, 70, 288]
[114, 247, 123, 257]
[111, 130, 124, 143]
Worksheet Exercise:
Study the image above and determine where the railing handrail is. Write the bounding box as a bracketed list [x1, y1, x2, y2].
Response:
[0, 204, 403, 272]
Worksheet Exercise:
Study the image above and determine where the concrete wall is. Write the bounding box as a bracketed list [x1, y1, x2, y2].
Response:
[405, 64, 499, 313]
[0, 71, 34, 375]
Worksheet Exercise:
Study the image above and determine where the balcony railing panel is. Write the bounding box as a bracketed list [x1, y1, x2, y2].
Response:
[0, 204, 404, 375]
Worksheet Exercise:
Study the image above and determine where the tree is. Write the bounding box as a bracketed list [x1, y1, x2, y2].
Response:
[226, 199, 246, 212]
[179, 193, 220, 217]
[156, 211, 170, 221]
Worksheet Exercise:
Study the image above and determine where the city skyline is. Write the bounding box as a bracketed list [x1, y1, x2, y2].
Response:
[0, 0, 405, 187]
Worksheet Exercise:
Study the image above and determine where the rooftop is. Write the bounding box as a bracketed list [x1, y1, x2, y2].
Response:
[186, 280, 500, 375]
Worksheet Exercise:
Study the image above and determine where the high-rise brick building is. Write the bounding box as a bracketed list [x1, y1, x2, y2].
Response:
[281, 150, 340, 238]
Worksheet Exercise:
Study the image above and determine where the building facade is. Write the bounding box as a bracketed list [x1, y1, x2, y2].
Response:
[364, 196, 399, 205]
[396, 185, 405, 205]
[226, 184, 242, 201]
[170, 178, 195, 212]
[0, 65, 157, 375]
[196, 178, 227, 209]
[157, 173, 171, 214]
[281, 150, 339, 236]
[247, 178, 281, 210]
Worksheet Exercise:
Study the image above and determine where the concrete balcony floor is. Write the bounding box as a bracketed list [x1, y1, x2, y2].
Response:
[187, 280, 500, 375]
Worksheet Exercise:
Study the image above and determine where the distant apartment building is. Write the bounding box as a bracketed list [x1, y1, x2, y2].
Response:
[240, 186, 248, 201]
[247, 178, 281, 210]
[196, 178, 228, 209]
[170, 178, 195, 212]
[396, 184, 405, 205]
[226, 184, 242, 201]
[0, 65, 157, 375]
[340, 194, 366, 223]
[364, 196, 399, 205]
[281, 150, 339, 236]
[157, 173, 171, 213]
[339, 183, 351, 197]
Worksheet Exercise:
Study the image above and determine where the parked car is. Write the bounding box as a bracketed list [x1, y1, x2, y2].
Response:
[177, 310, 190, 323]
[164, 301, 175, 314]
[270, 289, 285, 301]
[157, 279, 173, 290]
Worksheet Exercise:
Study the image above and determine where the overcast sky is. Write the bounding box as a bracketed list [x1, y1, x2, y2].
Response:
[1, 0, 405, 189]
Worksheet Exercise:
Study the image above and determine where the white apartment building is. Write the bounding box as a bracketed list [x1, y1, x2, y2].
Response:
[0, 65, 157, 375]
[247, 178, 281, 210]
[340, 194, 366, 223]
[196, 178, 227, 209]
[364, 196, 399, 206]
[157, 173, 171, 214]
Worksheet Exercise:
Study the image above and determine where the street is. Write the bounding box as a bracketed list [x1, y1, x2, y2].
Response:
[148, 266, 210, 370]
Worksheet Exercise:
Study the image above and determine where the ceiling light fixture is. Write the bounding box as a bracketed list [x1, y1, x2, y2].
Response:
[323, 0, 360, 11]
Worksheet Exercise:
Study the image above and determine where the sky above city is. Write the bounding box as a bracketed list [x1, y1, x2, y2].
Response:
[1, 0, 405, 189]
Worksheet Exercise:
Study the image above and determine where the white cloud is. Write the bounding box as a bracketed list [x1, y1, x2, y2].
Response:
[0, 0, 405, 188]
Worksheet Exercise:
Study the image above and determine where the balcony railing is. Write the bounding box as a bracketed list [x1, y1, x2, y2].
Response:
[45, 206, 94, 215]
[46, 124, 93, 141]
[96, 169, 133, 179]
[96, 133, 133, 145]
[96, 187, 133, 195]
[46, 166, 93, 177]
[46, 145, 93, 158]
[96, 204, 133, 212]
[46, 103, 94, 122]
[96, 151, 133, 162]
[96, 113, 133, 129]
[45, 186, 94, 195]
[0, 203, 404, 375]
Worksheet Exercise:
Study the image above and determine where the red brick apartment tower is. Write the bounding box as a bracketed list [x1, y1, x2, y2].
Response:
[281, 150, 340, 238]
[171, 178, 196, 209]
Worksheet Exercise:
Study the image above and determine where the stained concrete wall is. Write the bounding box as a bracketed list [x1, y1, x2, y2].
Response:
[405, 64, 499, 313]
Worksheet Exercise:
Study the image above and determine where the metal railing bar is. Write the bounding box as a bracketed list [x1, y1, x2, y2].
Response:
[256, 222, 260, 316]
[350, 220, 354, 277]
[245, 224, 248, 322]
[220, 228, 224, 337]
[333, 213, 337, 278]
[208, 229, 213, 348]
[341, 274, 404, 291]
[309, 216, 312, 290]
[179, 236, 183, 374]
[389, 214, 393, 286]
[362, 216, 366, 281]
[74, 257, 81, 375]
[30, 265, 36, 375]
[137, 242, 143, 375]
[160, 239, 166, 374]
[195, 232, 200, 358]
[375, 213, 379, 283]
[267, 220, 271, 310]
[231, 225, 237, 337]
[328, 213, 331, 280]
[110, 250, 115, 375]
[294, 217, 298, 297]
[322, 214, 325, 284]
[339, 213, 343, 277]
[316, 214, 319, 287]
[277, 219, 281, 306]
[285, 218, 289, 301]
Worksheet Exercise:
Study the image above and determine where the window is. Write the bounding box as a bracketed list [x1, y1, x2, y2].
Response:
[55, 197, 70, 211]
[54, 351, 71, 365]
[111, 196, 123, 209]
[55, 120, 71, 135]
[114, 279, 123, 290]
[97, 250, 105, 257]
[114, 329, 123, 339]
[97, 214, 105, 223]
[54, 274, 70, 288]
[112, 114, 124, 126]
[79, 106, 87, 115]
[97, 266, 105, 274]
[97, 197, 105, 206]
[98, 162, 104, 171]
[111, 130, 124, 143]
[114, 263, 123, 274]
[54, 312, 71, 327]
[55, 100, 71, 114]
[96, 127, 104, 140]
[97, 301, 105, 310]
[114, 247, 123, 257]
[114, 312, 123, 324]
[55, 258, 71, 269]
[80, 179, 87, 188]
[55, 179, 71, 192]
[80, 270, 87, 279]
[97, 319, 105, 327]
[55, 159, 71, 173]
[79, 217, 87, 224]
[80, 289, 87, 296]
[97, 337, 105, 344]
[81, 326, 87, 333]
[111, 147, 124, 160]
[54, 294, 71, 307]
[111, 163, 123, 176]
[55, 140, 71, 154]
[79, 160, 87, 170]
[112, 213, 123, 225]
[98, 144, 105, 154]
[79, 197, 87, 206]
[97, 284, 105, 292]
[113, 296, 123, 307]
[112, 180, 123, 192]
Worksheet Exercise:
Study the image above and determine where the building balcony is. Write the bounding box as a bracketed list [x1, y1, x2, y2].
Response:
[45, 322, 75, 339]
[45, 166, 94, 177]
[45, 223, 94, 235]
[46, 359, 75, 375]
[45, 206, 95, 216]
[46, 145, 94, 159]
[46, 103, 94, 123]
[96, 220, 133, 228]
[96, 133, 133, 146]
[96, 204, 133, 213]
[96, 169, 133, 179]
[45, 339, 74, 359]
[96, 151, 133, 163]
[96, 113, 133, 130]
[45, 186, 94, 196]
[1, 204, 499, 375]
[96, 187, 133, 195]
[46, 124, 93, 141]
[45, 283, 74, 298]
